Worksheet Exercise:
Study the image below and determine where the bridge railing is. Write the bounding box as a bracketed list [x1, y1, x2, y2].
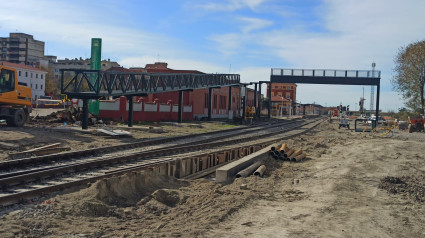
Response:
[271, 68, 381, 78]
[60, 69, 240, 98]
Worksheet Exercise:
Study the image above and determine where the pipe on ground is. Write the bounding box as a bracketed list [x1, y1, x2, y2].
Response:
[270, 150, 279, 159]
[288, 149, 303, 160]
[235, 161, 262, 178]
[285, 148, 295, 158]
[278, 154, 287, 160]
[254, 165, 266, 177]
[291, 153, 306, 162]
[279, 143, 288, 154]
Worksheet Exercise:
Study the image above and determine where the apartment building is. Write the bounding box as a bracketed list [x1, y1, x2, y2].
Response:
[0, 33, 48, 68]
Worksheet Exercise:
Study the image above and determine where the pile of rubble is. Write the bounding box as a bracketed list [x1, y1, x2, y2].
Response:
[31, 107, 102, 126]
[379, 175, 425, 202]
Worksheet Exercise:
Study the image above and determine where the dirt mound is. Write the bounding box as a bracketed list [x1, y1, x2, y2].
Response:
[151, 189, 181, 207]
[379, 175, 425, 202]
[53, 171, 189, 217]
[92, 171, 187, 207]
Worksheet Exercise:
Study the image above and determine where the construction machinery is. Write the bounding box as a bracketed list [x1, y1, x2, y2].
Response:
[408, 116, 425, 133]
[0, 65, 32, 126]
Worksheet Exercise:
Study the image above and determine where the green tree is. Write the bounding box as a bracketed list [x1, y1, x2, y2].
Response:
[392, 40, 425, 115]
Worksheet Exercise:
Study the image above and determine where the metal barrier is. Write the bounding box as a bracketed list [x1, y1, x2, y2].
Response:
[271, 68, 381, 79]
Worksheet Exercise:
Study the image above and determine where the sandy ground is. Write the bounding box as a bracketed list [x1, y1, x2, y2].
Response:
[0, 120, 425, 237]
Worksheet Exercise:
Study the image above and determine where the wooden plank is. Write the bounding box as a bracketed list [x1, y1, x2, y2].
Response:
[8, 143, 61, 156]
[32, 147, 71, 156]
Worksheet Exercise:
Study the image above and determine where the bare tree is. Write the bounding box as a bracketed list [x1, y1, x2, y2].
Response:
[392, 40, 425, 115]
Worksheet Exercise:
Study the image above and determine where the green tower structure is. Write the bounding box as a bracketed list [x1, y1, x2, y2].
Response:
[89, 38, 102, 115]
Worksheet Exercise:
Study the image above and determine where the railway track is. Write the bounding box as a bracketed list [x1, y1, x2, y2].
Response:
[0, 120, 294, 174]
[0, 117, 323, 206]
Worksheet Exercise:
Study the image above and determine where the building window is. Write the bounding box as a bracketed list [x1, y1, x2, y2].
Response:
[41, 85, 43, 89]
[31, 73, 33, 78]
[55, 69, 59, 72]
[287, 86, 291, 90]
[41, 74, 43, 79]
[25, 72, 28, 77]
[221, 96, 227, 109]
[204, 93, 209, 108]
[36, 74, 38, 79]
[36, 84, 38, 89]
[19, 71, 21, 76]
[31, 84, 32, 88]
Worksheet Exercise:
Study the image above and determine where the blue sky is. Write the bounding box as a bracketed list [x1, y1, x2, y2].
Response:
[1, 0, 425, 111]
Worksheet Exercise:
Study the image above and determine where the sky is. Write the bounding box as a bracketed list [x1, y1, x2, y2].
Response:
[1, 0, 425, 112]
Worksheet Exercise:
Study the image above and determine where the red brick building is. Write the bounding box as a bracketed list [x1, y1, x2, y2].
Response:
[97, 62, 256, 121]
[267, 83, 297, 116]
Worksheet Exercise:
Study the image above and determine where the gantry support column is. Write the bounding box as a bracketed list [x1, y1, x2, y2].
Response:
[375, 83, 380, 129]
[268, 83, 272, 119]
[253, 83, 257, 118]
[208, 87, 213, 121]
[228, 86, 233, 120]
[82, 99, 89, 130]
[258, 83, 262, 118]
[178, 90, 184, 123]
[127, 96, 134, 127]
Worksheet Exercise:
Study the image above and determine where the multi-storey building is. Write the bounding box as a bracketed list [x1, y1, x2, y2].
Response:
[0, 61, 46, 100]
[0, 33, 47, 68]
[267, 83, 297, 116]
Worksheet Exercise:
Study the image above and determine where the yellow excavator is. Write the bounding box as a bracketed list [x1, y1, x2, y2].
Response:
[0, 65, 32, 126]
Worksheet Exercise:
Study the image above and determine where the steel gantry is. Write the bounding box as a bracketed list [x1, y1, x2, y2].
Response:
[269, 68, 381, 126]
[61, 69, 240, 129]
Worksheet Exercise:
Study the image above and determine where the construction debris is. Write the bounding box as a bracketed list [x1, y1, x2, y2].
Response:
[31, 106, 98, 125]
[96, 128, 132, 137]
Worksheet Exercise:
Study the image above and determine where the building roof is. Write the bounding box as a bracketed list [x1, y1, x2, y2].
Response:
[271, 96, 290, 102]
[0, 61, 46, 72]
[144, 62, 204, 74]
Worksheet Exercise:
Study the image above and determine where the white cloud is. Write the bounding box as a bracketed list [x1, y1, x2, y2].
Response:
[238, 17, 273, 33]
[0, 0, 174, 60]
[196, 0, 269, 12]
[209, 33, 243, 56]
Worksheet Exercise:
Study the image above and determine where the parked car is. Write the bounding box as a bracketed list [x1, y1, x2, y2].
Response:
[367, 116, 385, 125]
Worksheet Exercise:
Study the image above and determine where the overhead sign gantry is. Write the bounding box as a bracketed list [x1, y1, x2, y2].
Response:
[269, 68, 381, 124]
